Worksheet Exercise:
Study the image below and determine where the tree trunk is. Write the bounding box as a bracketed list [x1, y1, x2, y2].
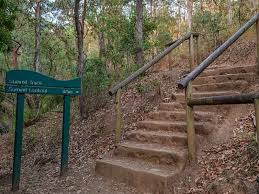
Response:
[98, 32, 106, 59]
[227, 0, 233, 25]
[75, 0, 87, 119]
[250, 0, 258, 13]
[187, 0, 193, 31]
[200, 0, 203, 11]
[178, 3, 181, 38]
[12, 42, 21, 69]
[135, 0, 144, 66]
[33, 0, 41, 72]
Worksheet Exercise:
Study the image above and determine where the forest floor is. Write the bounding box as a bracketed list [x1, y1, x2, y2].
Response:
[0, 35, 259, 194]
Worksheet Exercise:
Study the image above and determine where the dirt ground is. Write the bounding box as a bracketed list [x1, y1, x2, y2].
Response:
[0, 36, 258, 194]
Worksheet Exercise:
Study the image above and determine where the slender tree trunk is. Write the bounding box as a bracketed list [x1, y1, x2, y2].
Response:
[12, 42, 21, 69]
[200, 0, 203, 11]
[227, 0, 233, 25]
[75, 0, 87, 119]
[135, 0, 144, 66]
[33, 0, 41, 72]
[178, 3, 181, 38]
[98, 32, 106, 59]
[150, 0, 153, 17]
[187, 0, 193, 31]
[150, 0, 156, 59]
[250, 0, 258, 13]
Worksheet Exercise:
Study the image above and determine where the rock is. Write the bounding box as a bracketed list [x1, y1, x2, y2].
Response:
[207, 179, 248, 194]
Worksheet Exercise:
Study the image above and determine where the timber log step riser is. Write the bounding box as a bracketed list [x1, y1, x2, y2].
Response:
[95, 64, 258, 193]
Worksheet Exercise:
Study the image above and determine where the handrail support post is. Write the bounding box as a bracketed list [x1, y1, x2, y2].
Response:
[254, 99, 259, 151]
[256, 19, 259, 75]
[186, 82, 196, 163]
[196, 35, 200, 65]
[189, 34, 195, 69]
[115, 89, 122, 143]
[186, 34, 196, 163]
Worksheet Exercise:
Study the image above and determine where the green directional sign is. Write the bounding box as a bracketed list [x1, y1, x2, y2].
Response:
[4, 70, 81, 191]
[5, 70, 81, 95]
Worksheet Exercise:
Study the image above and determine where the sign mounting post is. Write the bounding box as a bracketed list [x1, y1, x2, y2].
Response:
[4, 70, 81, 191]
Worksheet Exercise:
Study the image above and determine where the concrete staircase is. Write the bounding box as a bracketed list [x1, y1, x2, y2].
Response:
[95, 64, 257, 193]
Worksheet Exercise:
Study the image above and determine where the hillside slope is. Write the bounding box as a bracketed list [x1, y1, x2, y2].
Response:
[0, 36, 258, 193]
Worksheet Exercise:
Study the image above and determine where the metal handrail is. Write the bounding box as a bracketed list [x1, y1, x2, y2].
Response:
[108, 32, 199, 96]
[178, 13, 259, 89]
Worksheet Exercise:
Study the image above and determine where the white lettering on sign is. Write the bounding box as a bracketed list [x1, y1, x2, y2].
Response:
[29, 80, 43, 86]
[28, 88, 47, 94]
[8, 80, 28, 85]
[62, 89, 73, 95]
[8, 80, 43, 86]
[7, 86, 28, 93]
[6, 86, 48, 94]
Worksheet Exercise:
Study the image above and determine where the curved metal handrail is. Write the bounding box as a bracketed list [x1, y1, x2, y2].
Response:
[108, 32, 199, 96]
[178, 13, 259, 89]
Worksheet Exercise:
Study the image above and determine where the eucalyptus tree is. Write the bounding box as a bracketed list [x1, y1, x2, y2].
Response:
[0, 0, 17, 51]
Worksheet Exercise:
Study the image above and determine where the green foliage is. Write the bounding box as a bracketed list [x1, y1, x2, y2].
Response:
[27, 127, 38, 147]
[0, 0, 257, 124]
[136, 79, 160, 94]
[121, 63, 141, 79]
[0, 0, 17, 51]
[24, 95, 63, 123]
[41, 95, 63, 113]
[83, 58, 110, 93]
[247, 134, 259, 159]
[87, 1, 157, 67]
[193, 11, 225, 35]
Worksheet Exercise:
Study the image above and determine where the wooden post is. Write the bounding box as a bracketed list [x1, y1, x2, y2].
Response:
[61, 95, 71, 175]
[254, 99, 259, 150]
[115, 89, 122, 143]
[12, 93, 25, 191]
[196, 35, 200, 65]
[256, 20, 259, 75]
[189, 34, 195, 69]
[186, 34, 196, 163]
[186, 82, 196, 163]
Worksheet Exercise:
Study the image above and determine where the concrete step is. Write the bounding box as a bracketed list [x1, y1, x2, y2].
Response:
[193, 80, 248, 92]
[126, 130, 187, 147]
[137, 120, 213, 135]
[199, 65, 256, 77]
[193, 73, 257, 85]
[148, 110, 214, 122]
[173, 91, 240, 102]
[96, 157, 179, 193]
[115, 141, 187, 166]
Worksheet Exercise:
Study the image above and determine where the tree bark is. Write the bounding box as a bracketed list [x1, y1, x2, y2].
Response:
[74, 0, 87, 119]
[178, 2, 181, 38]
[227, 0, 233, 25]
[98, 32, 106, 59]
[33, 0, 41, 72]
[200, 0, 203, 11]
[250, 0, 258, 13]
[187, 0, 193, 31]
[12, 41, 21, 69]
[135, 0, 144, 66]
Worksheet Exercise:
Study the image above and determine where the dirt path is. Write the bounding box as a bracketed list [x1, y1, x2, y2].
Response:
[0, 37, 258, 193]
[0, 69, 182, 194]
